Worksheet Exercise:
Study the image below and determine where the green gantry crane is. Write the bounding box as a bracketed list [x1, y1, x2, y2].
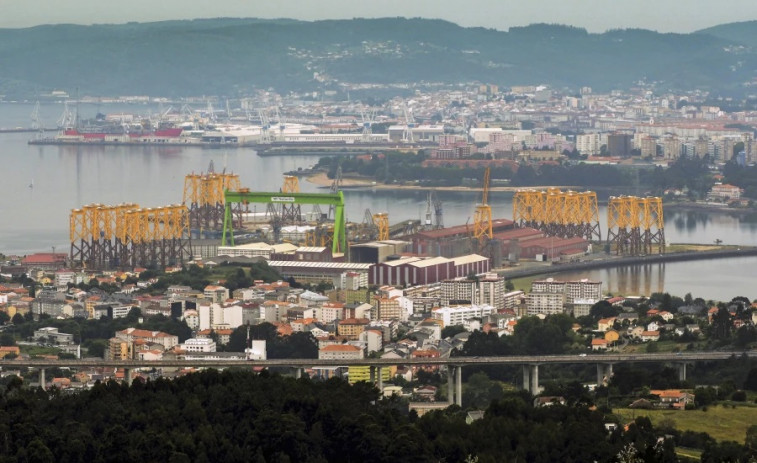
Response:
[222, 190, 347, 254]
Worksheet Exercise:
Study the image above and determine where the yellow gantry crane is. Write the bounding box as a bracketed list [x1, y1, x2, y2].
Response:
[472, 167, 493, 243]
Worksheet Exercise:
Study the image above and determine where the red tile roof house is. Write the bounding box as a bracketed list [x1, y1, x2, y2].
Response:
[650, 390, 695, 410]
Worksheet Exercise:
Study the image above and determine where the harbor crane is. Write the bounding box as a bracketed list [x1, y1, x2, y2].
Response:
[360, 108, 375, 142]
[402, 105, 415, 143]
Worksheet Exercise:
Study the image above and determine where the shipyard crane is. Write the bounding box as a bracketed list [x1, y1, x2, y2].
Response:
[259, 110, 273, 144]
[424, 192, 434, 230]
[57, 101, 74, 130]
[360, 108, 375, 142]
[402, 105, 415, 143]
[431, 190, 443, 229]
[30, 101, 43, 138]
[472, 167, 493, 243]
[423, 190, 443, 230]
[276, 108, 287, 142]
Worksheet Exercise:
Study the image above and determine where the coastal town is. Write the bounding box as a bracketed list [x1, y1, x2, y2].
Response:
[3, 11, 757, 463]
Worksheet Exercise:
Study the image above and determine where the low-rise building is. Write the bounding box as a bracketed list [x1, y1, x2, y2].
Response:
[33, 327, 74, 345]
[318, 344, 364, 360]
[180, 337, 217, 353]
[432, 304, 496, 326]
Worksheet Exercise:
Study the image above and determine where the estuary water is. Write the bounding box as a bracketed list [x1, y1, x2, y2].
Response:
[1, 102, 755, 301]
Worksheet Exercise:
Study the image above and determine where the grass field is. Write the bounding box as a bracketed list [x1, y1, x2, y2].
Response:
[614, 404, 757, 443]
[19, 345, 61, 357]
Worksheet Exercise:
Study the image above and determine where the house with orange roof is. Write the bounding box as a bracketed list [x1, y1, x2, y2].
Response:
[650, 390, 695, 409]
[640, 331, 660, 342]
[51, 377, 71, 389]
[0, 346, 20, 358]
[115, 327, 179, 349]
[591, 338, 608, 351]
[273, 322, 293, 337]
[597, 317, 616, 332]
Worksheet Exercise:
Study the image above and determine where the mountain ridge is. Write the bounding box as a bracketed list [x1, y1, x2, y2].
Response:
[0, 17, 755, 98]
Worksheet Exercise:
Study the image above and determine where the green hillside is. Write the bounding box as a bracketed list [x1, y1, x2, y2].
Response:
[0, 18, 754, 98]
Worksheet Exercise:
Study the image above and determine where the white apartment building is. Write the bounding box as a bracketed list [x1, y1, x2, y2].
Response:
[503, 290, 525, 310]
[197, 303, 244, 331]
[526, 292, 565, 316]
[564, 279, 602, 304]
[432, 304, 496, 327]
[572, 298, 597, 318]
[180, 337, 217, 353]
[532, 278, 601, 304]
[576, 133, 601, 156]
[440, 274, 506, 309]
[318, 344, 364, 360]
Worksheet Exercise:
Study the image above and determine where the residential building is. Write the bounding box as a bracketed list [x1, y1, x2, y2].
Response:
[108, 337, 130, 360]
[440, 273, 506, 309]
[204, 285, 230, 304]
[432, 304, 496, 326]
[318, 344, 364, 360]
[179, 337, 217, 353]
[576, 133, 601, 156]
[374, 296, 405, 321]
[115, 328, 179, 349]
[337, 318, 370, 339]
[708, 183, 743, 201]
[33, 327, 74, 345]
[525, 292, 564, 315]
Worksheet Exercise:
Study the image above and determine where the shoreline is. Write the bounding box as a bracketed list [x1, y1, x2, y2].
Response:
[304, 172, 577, 192]
[305, 173, 757, 214]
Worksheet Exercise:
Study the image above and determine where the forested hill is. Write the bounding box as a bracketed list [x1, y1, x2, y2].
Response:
[697, 20, 757, 48]
[1, 18, 756, 98]
[0, 369, 683, 462]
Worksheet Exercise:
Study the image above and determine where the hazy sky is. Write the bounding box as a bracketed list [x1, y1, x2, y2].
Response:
[2, 0, 756, 32]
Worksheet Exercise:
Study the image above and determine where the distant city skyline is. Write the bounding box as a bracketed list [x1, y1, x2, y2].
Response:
[2, 0, 757, 33]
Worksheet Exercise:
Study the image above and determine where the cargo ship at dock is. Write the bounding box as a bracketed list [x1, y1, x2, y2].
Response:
[28, 125, 208, 146]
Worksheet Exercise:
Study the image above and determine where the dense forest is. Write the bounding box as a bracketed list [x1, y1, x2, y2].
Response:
[1, 18, 757, 98]
[2, 369, 753, 463]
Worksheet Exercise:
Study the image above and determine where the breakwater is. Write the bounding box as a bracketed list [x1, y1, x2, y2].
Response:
[497, 247, 757, 279]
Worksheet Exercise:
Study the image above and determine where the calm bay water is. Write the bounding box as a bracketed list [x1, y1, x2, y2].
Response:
[1, 102, 755, 301]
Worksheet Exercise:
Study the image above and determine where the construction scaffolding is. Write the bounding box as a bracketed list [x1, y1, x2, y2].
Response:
[70, 203, 192, 269]
[607, 196, 665, 255]
[513, 188, 601, 241]
[280, 176, 303, 225]
[182, 166, 242, 236]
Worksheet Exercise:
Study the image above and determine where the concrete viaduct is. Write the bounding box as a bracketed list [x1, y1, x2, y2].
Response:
[2, 351, 754, 407]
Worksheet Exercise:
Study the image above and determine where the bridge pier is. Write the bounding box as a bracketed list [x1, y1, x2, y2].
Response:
[377, 367, 383, 392]
[677, 362, 687, 382]
[294, 367, 302, 379]
[597, 363, 613, 386]
[522, 364, 540, 394]
[369, 366, 376, 385]
[39, 368, 45, 390]
[455, 366, 462, 407]
[125, 368, 132, 385]
[447, 367, 454, 405]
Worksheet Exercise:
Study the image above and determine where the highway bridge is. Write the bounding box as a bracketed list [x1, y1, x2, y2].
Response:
[2, 351, 754, 405]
